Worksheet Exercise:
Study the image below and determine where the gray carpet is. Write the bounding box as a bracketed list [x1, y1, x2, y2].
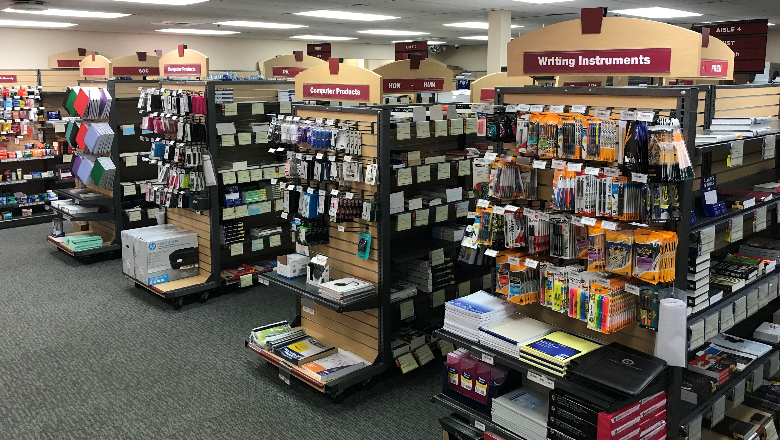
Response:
[0, 223, 447, 440]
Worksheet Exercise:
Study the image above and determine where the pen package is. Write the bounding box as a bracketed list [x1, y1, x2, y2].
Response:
[606, 230, 634, 276]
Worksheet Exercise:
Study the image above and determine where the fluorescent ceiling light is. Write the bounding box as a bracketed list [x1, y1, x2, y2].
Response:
[358, 30, 428, 36]
[294, 10, 398, 21]
[0, 19, 76, 28]
[2, 8, 129, 18]
[770, 23, 776, 26]
[157, 28, 238, 35]
[113, 0, 208, 5]
[290, 35, 357, 41]
[213, 21, 307, 29]
[460, 36, 489, 40]
[443, 22, 522, 29]
[427, 40, 447, 44]
[513, 0, 575, 3]
[611, 7, 702, 18]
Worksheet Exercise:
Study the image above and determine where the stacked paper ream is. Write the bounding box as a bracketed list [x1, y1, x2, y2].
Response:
[443, 291, 515, 341]
[90, 157, 116, 188]
[491, 387, 549, 440]
[62, 234, 103, 251]
[84, 122, 115, 154]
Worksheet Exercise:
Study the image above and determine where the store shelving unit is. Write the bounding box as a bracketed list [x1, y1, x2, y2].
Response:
[0, 83, 73, 229]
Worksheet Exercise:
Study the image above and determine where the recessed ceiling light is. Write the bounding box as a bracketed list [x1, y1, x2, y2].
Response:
[443, 22, 522, 29]
[460, 36, 489, 40]
[156, 28, 238, 35]
[427, 40, 447, 45]
[513, 0, 575, 3]
[290, 35, 358, 41]
[2, 8, 129, 18]
[113, 0, 208, 5]
[0, 19, 76, 28]
[294, 10, 398, 21]
[213, 21, 307, 29]
[611, 7, 702, 18]
[358, 30, 429, 36]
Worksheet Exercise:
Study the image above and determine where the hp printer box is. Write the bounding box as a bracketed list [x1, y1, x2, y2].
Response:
[135, 230, 199, 285]
[121, 225, 176, 277]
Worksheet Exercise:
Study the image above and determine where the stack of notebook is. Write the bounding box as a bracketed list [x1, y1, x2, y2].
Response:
[318, 278, 376, 304]
[443, 291, 515, 341]
[491, 387, 549, 440]
[519, 331, 601, 376]
[249, 321, 293, 349]
[709, 116, 772, 136]
[263, 328, 307, 352]
[478, 314, 556, 358]
[62, 234, 103, 251]
[272, 333, 336, 366]
[301, 349, 367, 382]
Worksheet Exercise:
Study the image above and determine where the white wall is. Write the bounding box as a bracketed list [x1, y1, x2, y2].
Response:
[430, 45, 488, 72]
[0, 28, 396, 71]
[767, 30, 780, 63]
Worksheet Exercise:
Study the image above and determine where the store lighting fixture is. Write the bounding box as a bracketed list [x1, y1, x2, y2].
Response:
[443, 22, 523, 29]
[513, 0, 575, 3]
[459, 36, 489, 40]
[610, 7, 702, 18]
[358, 30, 429, 36]
[290, 35, 358, 40]
[770, 23, 776, 26]
[113, 0, 208, 5]
[2, 8, 129, 18]
[213, 21, 307, 29]
[156, 28, 238, 35]
[0, 19, 76, 28]
[427, 40, 447, 44]
[294, 10, 398, 21]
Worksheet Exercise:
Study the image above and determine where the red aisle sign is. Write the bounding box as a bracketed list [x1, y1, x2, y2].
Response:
[562, 81, 603, 86]
[700, 59, 729, 78]
[302, 83, 370, 101]
[382, 78, 444, 92]
[113, 66, 160, 76]
[0, 75, 17, 83]
[272, 67, 308, 77]
[82, 67, 106, 76]
[163, 64, 201, 75]
[480, 88, 495, 102]
[523, 48, 672, 74]
[57, 60, 81, 68]
[694, 22, 768, 37]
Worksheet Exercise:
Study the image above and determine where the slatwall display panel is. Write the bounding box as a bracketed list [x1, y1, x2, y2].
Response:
[40, 70, 81, 93]
[301, 302, 380, 363]
[0, 70, 38, 87]
[89, 220, 116, 243]
[166, 207, 212, 278]
[217, 83, 292, 103]
[714, 85, 780, 120]
[692, 138, 775, 192]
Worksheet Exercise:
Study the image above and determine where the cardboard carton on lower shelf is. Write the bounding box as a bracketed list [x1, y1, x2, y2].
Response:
[134, 228, 199, 285]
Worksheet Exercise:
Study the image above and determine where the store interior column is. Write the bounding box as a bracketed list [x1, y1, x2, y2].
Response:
[487, 9, 512, 74]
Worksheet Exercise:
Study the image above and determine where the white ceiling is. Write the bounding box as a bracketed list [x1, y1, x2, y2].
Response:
[8, 0, 780, 45]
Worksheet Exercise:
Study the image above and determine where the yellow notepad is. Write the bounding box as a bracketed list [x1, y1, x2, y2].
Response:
[520, 331, 600, 366]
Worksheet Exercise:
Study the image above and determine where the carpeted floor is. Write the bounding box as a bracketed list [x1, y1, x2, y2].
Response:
[0, 223, 447, 440]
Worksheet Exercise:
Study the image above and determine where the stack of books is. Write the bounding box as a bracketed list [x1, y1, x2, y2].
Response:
[709, 116, 773, 137]
[301, 349, 367, 382]
[273, 333, 336, 366]
[688, 253, 713, 312]
[740, 238, 780, 264]
[443, 291, 515, 341]
[318, 278, 376, 304]
[249, 321, 292, 349]
[519, 331, 601, 376]
[62, 234, 103, 251]
[478, 314, 556, 358]
[688, 334, 772, 385]
[491, 387, 549, 440]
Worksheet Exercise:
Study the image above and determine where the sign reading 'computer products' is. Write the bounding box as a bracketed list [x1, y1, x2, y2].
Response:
[523, 48, 673, 74]
[302, 83, 370, 101]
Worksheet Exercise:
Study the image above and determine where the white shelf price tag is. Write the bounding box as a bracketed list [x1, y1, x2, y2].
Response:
[632, 173, 648, 183]
[527, 370, 555, 389]
[549, 105, 565, 113]
[533, 160, 548, 169]
[279, 364, 292, 386]
[581, 217, 598, 226]
[485, 249, 499, 257]
[571, 105, 587, 114]
[481, 353, 494, 365]
[601, 221, 618, 230]
[525, 258, 539, 269]
[584, 166, 600, 176]
[551, 159, 567, 169]
[474, 421, 486, 432]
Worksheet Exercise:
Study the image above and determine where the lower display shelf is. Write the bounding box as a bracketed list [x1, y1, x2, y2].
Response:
[257, 271, 380, 313]
[124, 273, 216, 300]
[245, 341, 385, 395]
[679, 349, 777, 427]
[50, 205, 116, 222]
[432, 393, 523, 440]
[0, 211, 55, 229]
[47, 234, 120, 257]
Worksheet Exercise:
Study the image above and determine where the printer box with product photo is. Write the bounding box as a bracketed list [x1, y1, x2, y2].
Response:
[134, 229, 199, 285]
